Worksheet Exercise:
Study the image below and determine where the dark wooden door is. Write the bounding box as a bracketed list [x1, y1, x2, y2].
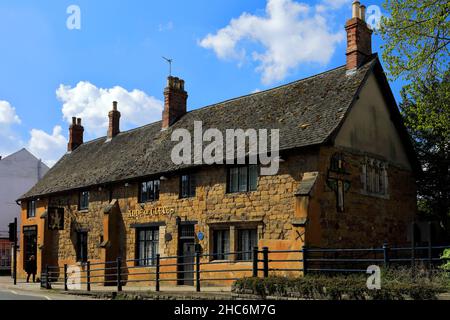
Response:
[178, 241, 195, 285]
[23, 226, 37, 269]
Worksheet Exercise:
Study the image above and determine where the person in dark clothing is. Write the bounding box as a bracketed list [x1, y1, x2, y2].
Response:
[25, 255, 37, 283]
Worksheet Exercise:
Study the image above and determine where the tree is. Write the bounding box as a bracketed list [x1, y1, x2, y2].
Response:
[379, 0, 449, 83]
[379, 0, 450, 236]
[399, 71, 450, 233]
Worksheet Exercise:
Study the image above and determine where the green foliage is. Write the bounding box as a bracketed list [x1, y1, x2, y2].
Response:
[399, 72, 450, 229]
[379, 0, 450, 83]
[441, 249, 450, 271]
[232, 270, 449, 300]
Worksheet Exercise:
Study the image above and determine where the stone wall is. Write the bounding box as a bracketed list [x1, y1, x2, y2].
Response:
[306, 146, 416, 248]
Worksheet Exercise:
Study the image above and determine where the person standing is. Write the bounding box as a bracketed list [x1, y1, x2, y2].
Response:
[25, 255, 37, 283]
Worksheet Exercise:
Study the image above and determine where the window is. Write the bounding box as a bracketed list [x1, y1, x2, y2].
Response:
[362, 157, 388, 196]
[136, 228, 159, 266]
[78, 191, 89, 210]
[237, 229, 258, 261]
[27, 200, 36, 218]
[227, 165, 258, 193]
[213, 229, 230, 260]
[139, 180, 160, 203]
[76, 232, 88, 262]
[180, 174, 196, 198]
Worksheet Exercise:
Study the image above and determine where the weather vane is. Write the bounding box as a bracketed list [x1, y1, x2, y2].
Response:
[162, 56, 173, 76]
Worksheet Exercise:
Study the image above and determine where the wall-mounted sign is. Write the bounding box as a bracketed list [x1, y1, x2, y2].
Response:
[48, 207, 64, 230]
[127, 206, 175, 219]
[197, 231, 204, 241]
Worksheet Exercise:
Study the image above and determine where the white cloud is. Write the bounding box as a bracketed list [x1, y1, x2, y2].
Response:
[0, 100, 21, 124]
[158, 21, 174, 32]
[199, 0, 345, 84]
[27, 126, 67, 167]
[56, 81, 163, 137]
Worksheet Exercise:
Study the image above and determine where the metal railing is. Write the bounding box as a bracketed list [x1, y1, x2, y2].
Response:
[41, 243, 450, 293]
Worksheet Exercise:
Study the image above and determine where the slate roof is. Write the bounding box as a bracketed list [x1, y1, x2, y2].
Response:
[20, 56, 379, 200]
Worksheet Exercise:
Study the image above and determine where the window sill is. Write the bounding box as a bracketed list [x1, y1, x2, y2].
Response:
[225, 190, 257, 196]
[78, 209, 89, 213]
[360, 190, 390, 200]
[138, 200, 159, 205]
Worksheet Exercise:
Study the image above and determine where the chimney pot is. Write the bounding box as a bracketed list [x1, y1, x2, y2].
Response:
[72, 117, 76, 125]
[112, 101, 118, 111]
[360, 5, 366, 22]
[352, 0, 361, 19]
[77, 118, 81, 125]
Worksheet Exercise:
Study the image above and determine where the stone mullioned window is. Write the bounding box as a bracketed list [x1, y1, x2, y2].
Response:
[361, 156, 389, 198]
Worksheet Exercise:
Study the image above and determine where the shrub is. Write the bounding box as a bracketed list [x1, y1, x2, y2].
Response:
[232, 269, 449, 300]
[441, 249, 450, 271]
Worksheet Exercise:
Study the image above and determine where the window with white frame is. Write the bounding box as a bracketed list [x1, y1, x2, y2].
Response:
[362, 157, 388, 196]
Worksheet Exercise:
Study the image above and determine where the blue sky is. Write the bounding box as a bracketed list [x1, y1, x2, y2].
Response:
[0, 0, 403, 166]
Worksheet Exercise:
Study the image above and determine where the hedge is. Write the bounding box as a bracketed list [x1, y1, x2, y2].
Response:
[232, 269, 449, 300]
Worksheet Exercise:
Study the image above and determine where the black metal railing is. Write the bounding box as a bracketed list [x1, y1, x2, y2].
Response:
[40, 243, 450, 292]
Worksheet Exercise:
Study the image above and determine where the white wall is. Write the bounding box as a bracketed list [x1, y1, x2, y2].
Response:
[0, 149, 49, 231]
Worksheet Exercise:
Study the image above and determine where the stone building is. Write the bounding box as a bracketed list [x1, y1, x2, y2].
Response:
[17, 2, 418, 283]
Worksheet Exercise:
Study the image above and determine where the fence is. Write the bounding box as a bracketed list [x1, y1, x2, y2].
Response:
[41, 244, 450, 292]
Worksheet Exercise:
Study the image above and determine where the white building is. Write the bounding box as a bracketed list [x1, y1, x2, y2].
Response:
[0, 149, 49, 230]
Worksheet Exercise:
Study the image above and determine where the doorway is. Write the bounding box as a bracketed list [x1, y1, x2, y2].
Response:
[23, 226, 37, 269]
[177, 224, 195, 285]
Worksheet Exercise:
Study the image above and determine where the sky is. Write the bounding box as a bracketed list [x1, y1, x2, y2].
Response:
[0, 0, 404, 166]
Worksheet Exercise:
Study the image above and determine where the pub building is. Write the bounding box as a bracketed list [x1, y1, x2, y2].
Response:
[17, 2, 418, 285]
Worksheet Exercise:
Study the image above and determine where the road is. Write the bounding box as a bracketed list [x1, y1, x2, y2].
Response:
[0, 278, 95, 300]
[0, 288, 49, 300]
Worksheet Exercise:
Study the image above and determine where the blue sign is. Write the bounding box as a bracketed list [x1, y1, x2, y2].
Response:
[197, 231, 204, 241]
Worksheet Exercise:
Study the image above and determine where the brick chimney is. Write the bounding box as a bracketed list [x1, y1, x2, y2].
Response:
[162, 76, 188, 130]
[345, 1, 372, 71]
[108, 101, 121, 139]
[67, 117, 84, 152]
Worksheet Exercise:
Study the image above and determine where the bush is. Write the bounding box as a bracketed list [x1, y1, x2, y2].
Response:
[441, 249, 450, 271]
[232, 269, 449, 300]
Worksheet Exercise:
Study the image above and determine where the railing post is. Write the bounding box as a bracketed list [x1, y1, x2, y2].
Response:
[195, 251, 201, 292]
[45, 265, 51, 289]
[302, 245, 308, 276]
[262, 247, 269, 278]
[411, 222, 416, 280]
[86, 261, 91, 292]
[428, 222, 433, 278]
[64, 264, 68, 291]
[155, 254, 160, 292]
[116, 257, 122, 292]
[383, 242, 389, 269]
[252, 247, 258, 277]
